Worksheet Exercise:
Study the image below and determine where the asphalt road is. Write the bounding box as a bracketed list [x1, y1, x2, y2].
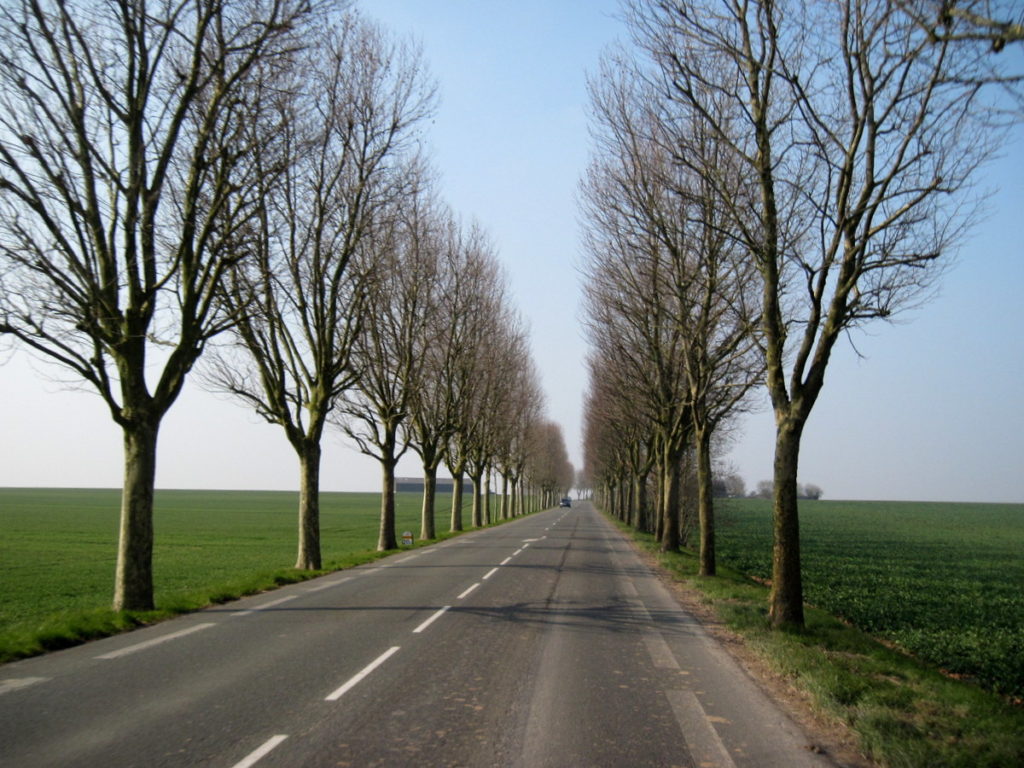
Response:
[0, 503, 835, 767]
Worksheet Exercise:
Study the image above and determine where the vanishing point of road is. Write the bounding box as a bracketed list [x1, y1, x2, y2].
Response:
[0, 502, 836, 767]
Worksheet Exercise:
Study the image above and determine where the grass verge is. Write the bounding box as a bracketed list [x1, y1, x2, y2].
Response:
[612, 520, 1024, 768]
[0, 487, 525, 665]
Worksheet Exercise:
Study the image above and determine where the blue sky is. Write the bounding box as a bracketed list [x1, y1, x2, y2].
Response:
[1, 1, 1021, 503]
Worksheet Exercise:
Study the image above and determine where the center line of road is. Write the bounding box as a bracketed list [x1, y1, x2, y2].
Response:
[511, 548, 523, 557]
[232, 594, 298, 616]
[482, 567, 499, 580]
[96, 623, 216, 660]
[413, 606, 451, 634]
[500, 556, 512, 565]
[326, 646, 401, 701]
[457, 583, 480, 599]
[231, 735, 288, 768]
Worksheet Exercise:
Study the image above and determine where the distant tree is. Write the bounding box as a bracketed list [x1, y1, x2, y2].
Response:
[528, 420, 574, 507]
[722, 473, 746, 498]
[800, 484, 824, 501]
[0, 0, 316, 610]
[755, 481, 774, 500]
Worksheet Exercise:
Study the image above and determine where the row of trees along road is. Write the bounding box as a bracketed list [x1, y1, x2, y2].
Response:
[581, 0, 1020, 627]
[0, 1, 573, 612]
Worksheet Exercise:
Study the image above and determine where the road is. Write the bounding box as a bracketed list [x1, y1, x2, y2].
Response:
[0, 503, 835, 767]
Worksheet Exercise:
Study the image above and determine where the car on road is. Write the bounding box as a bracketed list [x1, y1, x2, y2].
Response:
[559, 497, 572, 508]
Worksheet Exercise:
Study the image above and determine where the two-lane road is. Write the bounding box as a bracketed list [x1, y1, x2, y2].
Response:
[0, 503, 835, 767]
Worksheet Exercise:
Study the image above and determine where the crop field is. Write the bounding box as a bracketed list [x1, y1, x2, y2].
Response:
[714, 498, 1024, 698]
[0, 487, 473, 657]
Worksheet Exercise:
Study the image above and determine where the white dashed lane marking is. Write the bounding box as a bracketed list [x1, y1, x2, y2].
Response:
[325, 647, 401, 702]
[231, 735, 288, 768]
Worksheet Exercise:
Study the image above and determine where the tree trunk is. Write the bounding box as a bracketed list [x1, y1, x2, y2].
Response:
[114, 419, 159, 611]
[770, 418, 805, 627]
[420, 464, 437, 541]
[696, 425, 715, 577]
[295, 440, 322, 570]
[500, 472, 510, 520]
[654, 469, 664, 542]
[450, 468, 464, 532]
[378, 453, 398, 551]
[483, 471, 491, 525]
[660, 449, 680, 553]
[470, 472, 483, 527]
[633, 472, 649, 533]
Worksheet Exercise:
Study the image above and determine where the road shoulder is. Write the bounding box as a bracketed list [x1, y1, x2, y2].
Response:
[620, 533, 877, 768]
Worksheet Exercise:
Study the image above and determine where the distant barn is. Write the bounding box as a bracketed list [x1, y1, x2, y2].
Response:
[395, 477, 474, 494]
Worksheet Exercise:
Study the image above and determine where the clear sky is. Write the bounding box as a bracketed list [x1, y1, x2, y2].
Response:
[1, 1, 1021, 503]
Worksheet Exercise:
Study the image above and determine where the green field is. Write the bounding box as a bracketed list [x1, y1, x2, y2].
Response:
[0, 487, 477, 659]
[714, 498, 1024, 698]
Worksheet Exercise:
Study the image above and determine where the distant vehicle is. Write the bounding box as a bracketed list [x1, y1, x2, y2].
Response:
[559, 497, 572, 508]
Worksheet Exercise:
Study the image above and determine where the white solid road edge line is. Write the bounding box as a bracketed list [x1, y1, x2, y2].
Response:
[95, 623, 216, 660]
[412, 606, 451, 634]
[305, 576, 353, 593]
[232, 594, 299, 616]
[457, 583, 480, 600]
[665, 690, 738, 768]
[325, 646, 401, 701]
[231, 735, 288, 768]
[0, 677, 49, 695]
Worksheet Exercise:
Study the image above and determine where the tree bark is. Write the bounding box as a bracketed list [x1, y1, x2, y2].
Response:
[378, 454, 398, 551]
[660, 447, 681, 553]
[470, 472, 484, 527]
[483, 471, 491, 525]
[295, 440, 323, 569]
[500, 472, 510, 520]
[696, 424, 715, 577]
[114, 419, 159, 611]
[633, 472, 650, 533]
[450, 468, 464, 532]
[420, 465, 437, 541]
[770, 418, 805, 627]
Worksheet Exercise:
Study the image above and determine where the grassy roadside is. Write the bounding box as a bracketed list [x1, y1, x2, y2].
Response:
[0, 488, 529, 665]
[612, 519, 1024, 768]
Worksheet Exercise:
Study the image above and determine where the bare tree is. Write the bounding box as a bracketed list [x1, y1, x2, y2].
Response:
[335, 179, 443, 551]
[896, 1, 1024, 50]
[207, 14, 435, 569]
[402, 215, 489, 540]
[0, 0, 315, 610]
[630, 0, 1003, 625]
[443, 239, 513, 530]
[589, 50, 763, 574]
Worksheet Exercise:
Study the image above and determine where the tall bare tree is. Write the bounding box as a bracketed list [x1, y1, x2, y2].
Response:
[0, 0, 315, 610]
[443, 237, 511, 530]
[401, 214, 475, 539]
[630, 0, 1004, 625]
[207, 13, 434, 569]
[335, 179, 443, 551]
